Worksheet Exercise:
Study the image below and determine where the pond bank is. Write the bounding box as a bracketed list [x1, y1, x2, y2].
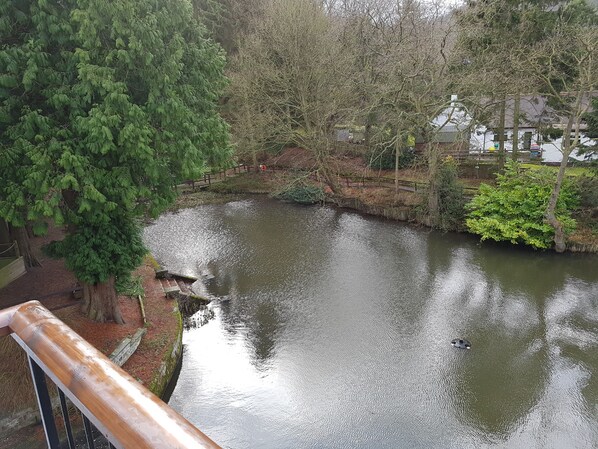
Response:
[182, 171, 597, 254]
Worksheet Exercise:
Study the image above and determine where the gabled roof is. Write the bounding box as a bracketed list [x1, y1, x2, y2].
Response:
[484, 94, 596, 129]
[432, 99, 472, 134]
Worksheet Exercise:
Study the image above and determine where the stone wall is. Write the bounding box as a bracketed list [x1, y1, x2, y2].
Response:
[149, 304, 184, 399]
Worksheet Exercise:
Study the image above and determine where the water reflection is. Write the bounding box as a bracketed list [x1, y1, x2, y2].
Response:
[144, 198, 598, 449]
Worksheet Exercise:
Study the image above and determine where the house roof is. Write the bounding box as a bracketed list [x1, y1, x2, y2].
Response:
[483, 94, 596, 130]
[432, 102, 472, 133]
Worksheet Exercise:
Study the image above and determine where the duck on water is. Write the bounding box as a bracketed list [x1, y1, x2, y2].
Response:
[451, 338, 471, 350]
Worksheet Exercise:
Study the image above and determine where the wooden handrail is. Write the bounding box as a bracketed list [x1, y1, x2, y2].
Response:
[0, 301, 221, 449]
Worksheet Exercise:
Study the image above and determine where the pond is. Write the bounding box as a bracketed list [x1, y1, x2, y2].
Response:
[143, 197, 598, 449]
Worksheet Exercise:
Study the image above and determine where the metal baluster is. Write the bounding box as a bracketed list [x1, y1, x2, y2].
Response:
[83, 415, 96, 449]
[58, 389, 75, 449]
[28, 357, 61, 449]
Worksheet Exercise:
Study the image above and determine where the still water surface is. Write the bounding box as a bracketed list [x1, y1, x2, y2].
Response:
[144, 198, 598, 449]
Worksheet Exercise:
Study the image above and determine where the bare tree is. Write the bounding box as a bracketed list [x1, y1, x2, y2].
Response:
[228, 0, 355, 191]
[456, 0, 598, 250]
[529, 19, 598, 251]
[452, 0, 544, 166]
[368, 1, 458, 223]
[336, 1, 458, 187]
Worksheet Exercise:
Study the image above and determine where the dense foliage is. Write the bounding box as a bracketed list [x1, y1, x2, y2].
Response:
[420, 157, 466, 231]
[573, 174, 598, 231]
[435, 158, 467, 231]
[0, 0, 230, 319]
[581, 97, 598, 161]
[274, 183, 325, 205]
[466, 163, 578, 249]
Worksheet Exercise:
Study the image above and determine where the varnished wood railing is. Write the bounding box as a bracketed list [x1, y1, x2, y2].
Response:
[0, 300, 221, 449]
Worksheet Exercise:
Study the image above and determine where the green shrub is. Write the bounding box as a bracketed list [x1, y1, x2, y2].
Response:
[572, 173, 598, 232]
[574, 174, 598, 209]
[274, 183, 324, 205]
[436, 158, 467, 231]
[466, 162, 578, 249]
[115, 274, 144, 297]
[419, 157, 466, 231]
[542, 126, 564, 142]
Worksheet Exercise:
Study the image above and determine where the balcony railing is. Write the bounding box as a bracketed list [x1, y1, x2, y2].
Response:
[0, 300, 221, 449]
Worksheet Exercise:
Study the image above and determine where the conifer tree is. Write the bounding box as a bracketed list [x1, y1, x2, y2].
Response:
[0, 0, 230, 322]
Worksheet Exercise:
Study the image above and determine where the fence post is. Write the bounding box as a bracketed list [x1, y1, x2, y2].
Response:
[28, 357, 61, 449]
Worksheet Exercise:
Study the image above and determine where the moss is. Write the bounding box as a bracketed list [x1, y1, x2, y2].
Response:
[148, 304, 184, 397]
[115, 274, 144, 297]
[145, 254, 161, 271]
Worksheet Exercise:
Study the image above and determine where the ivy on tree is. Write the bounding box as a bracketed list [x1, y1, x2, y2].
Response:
[0, 0, 230, 322]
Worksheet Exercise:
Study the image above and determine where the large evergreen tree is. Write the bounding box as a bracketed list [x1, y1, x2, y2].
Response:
[0, 0, 230, 322]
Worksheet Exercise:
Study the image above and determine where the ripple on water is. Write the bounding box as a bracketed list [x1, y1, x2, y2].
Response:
[144, 199, 598, 449]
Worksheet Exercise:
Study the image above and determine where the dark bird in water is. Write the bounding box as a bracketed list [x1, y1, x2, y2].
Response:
[451, 338, 471, 350]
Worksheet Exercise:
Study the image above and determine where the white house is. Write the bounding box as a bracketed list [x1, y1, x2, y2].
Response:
[469, 95, 596, 163]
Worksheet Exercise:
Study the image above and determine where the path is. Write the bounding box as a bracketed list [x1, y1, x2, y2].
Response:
[0, 228, 78, 312]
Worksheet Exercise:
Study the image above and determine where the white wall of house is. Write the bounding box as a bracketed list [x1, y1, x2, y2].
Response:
[469, 126, 597, 163]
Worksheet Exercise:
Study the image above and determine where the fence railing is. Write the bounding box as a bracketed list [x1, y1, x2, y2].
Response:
[0, 301, 221, 449]
[182, 164, 254, 190]
[0, 241, 19, 258]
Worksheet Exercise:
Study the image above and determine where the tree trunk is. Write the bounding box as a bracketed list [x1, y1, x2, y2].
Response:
[545, 160, 568, 253]
[319, 163, 340, 194]
[243, 94, 260, 172]
[364, 122, 372, 150]
[545, 91, 584, 253]
[426, 144, 440, 227]
[497, 96, 506, 169]
[394, 134, 401, 195]
[512, 92, 520, 161]
[315, 143, 340, 194]
[80, 276, 125, 324]
[8, 224, 41, 268]
[364, 110, 375, 150]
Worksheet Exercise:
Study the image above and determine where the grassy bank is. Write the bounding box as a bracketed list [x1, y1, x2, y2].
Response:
[192, 169, 597, 253]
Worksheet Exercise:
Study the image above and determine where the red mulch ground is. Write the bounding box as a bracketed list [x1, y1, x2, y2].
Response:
[0, 229, 179, 448]
[266, 146, 375, 176]
[0, 226, 78, 311]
